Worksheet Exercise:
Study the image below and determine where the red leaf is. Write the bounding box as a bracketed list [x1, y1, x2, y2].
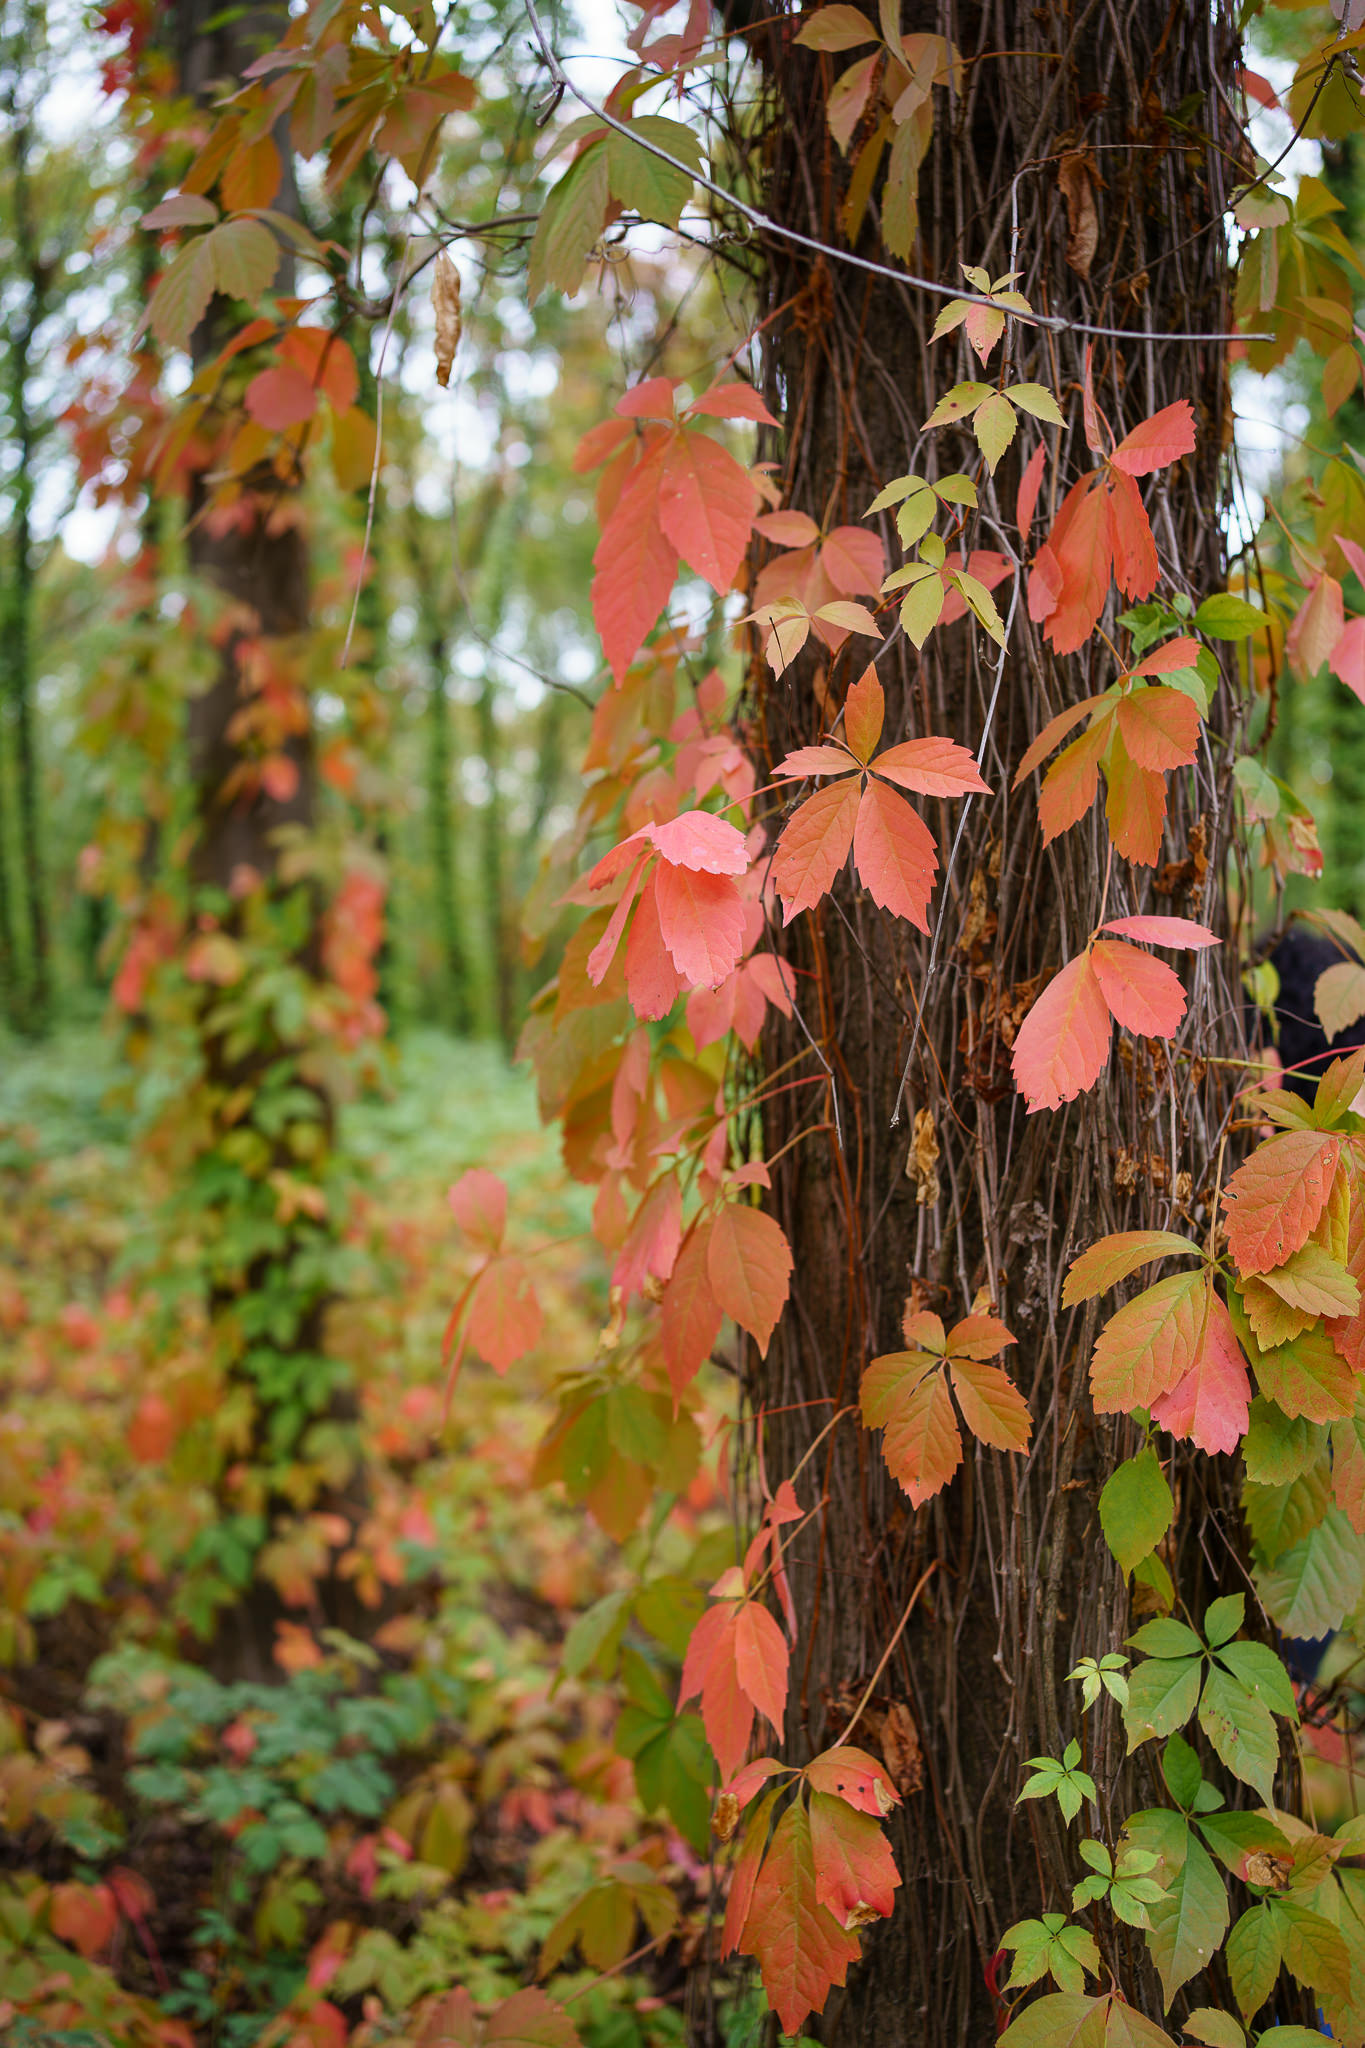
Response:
[1090, 939, 1187, 1038]
[613, 1177, 683, 1300]
[1090, 1267, 1209, 1412]
[687, 381, 780, 427]
[808, 1791, 900, 1922]
[860, 1352, 961, 1505]
[736, 1802, 861, 2037]
[592, 455, 678, 682]
[1115, 687, 1201, 771]
[1011, 952, 1112, 1112]
[647, 809, 750, 874]
[1149, 1286, 1250, 1454]
[658, 429, 757, 592]
[1101, 916, 1219, 950]
[852, 778, 937, 932]
[1108, 469, 1159, 599]
[1017, 441, 1047, 547]
[721, 1787, 780, 1959]
[586, 853, 649, 984]
[772, 778, 861, 921]
[1223, 1131, 1341, 1277]
[616, 376, 678, 420]
[1110, 399, 1196, 476]
[449, 1168, 508, 1252]
[775, 744, 858, 780]
[50, 1883, 118, 1959]
[1043, 478, 1113, 653]
[1330, 616, 1365, 704]
[755, 509, 820, 546]
[653, 865, 746, 986]
[707, 1203, 793, 1355]
[842, 665, 884, 763]
[468, 1256, 543, 1372]
[661, 1221, 722, 1398]
[871, 736, 990, 797]
[573, 416, 634, 472]
[624, 871, 687, 1021]
[244, 362, 318, 430]
[279, 326, 359, 413]
[820, 526, 887, 597]
[804, 1745, 900, 1814]
[1013, 696, 1107, 787]
[681, 1605, 753, 1782]
[484, 1988, 583, 2047]
[734, 1601, 789, 1732]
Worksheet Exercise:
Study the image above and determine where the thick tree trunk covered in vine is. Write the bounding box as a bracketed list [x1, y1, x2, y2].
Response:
[734, 4, 1288, 2037]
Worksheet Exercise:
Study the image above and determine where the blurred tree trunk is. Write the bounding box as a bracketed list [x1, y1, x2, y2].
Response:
[2, 31, 50, 1035]
[735, 2, 1276, 2037]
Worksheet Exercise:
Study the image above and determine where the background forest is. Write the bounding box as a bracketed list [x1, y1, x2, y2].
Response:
[7, 0, 1365, 2046]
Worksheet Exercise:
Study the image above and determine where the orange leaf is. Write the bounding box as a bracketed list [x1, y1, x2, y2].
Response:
[661, 1221, 722, 1399]
[1012, 696, 1107, 787]
[1038, 722, 1110, 844]
[449, 1168, 507, 1253]
[653, 864, 746, 986]
[804, 1745, 900, 1814]
[1042, 478, 1113, 653]
[706, 1203, 793, 1355]
[948, 1354, 1031, 1452]
[1090, 939, 1187, 1037]
[871, 736, 990, 797]
[852, 778, 937, 931]
[467, 1256, 542, 1373]
[772, 778, 861, 921]
[592, 452, 678, 682]
[1223, 1131, 1341, 1276]
[1090, 1267, 1209, 1412]
[624, 871, 687, 1020]
[1011, 951, 1112, 1111]
[245, 362, 317, 430]
[1017, 440, 1047, 547]
[721, 1787, 780, 1959]
[1108, 468, 1159, 599]
[860, 1352, 961, 1505]
[842, 665, 884, 763]
[1104, 747, 1167, 867]
[1115, 687, 1201, 771]
[680, 1605, 754, 1782]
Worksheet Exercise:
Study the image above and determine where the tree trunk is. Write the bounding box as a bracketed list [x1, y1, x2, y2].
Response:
[739, 4, 1265, 2036]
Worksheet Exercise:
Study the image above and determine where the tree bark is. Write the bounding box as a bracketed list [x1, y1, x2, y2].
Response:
[737, 3, 1271, 2036]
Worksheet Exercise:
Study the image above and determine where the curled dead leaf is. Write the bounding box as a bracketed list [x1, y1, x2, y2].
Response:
[713, 1792, 741, 1843]
[1243, 1851, 1292, 1891]
[1057, 149, 1099, 282]
[908, 1108, 940, 1207]
[432, 250, 462, 388]
[844, 1899, 881, 1929]
[879, 1700, 923, 1795]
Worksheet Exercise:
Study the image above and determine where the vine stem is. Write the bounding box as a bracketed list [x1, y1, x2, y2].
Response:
[829, 1560, 939, 1749]
[889, 568, 1022, 1128]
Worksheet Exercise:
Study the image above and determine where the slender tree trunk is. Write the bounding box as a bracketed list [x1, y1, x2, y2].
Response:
[476, 672, 515, 1050]
[737, 4, 1269, 2036]
[3, 51, 50, 1035]
[426, 648, 472, 1033]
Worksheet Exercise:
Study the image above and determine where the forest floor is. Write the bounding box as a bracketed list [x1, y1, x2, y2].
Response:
[0, 1027, 739, 2048]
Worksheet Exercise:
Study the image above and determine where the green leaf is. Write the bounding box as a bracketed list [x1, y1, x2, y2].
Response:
[1160, 1733, 1203, 1810]
[1227, 1902, 1281, 2021]
[924, 380, 991, 427]
[1100, 1449, 1174, 1574]
[1008, 381, 1065, 425]
[1258, 1504, 1365, 1638]
[1143, 1828, 1228, 2006]
[147, 235, 218, 350]
[998, 1994, 1107, 2048]
[561, 1589, 630, 1680]
[1197, 1664, 1279, 1804]
[1193, 593, 1268, 639]
[1244, 1466, 1330, 1566]
[1210, 1640, 1298, 1722]
[605, 117, 704, 226]
[1124, 1652, 1203, 1749]
[1272, 1897, 1353, 2004]
[528, 145, 611, 300]
[1202, 1593, 1244, 1646]
[951, 568, 1008, 646]
[1128, 1617, 1203, 1659]
[1181, 2011, 1244, 2048]
[207, 217, 281, 304]
[973, 391, 1018, 473]
[1196, 1808, 1291, 1875]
